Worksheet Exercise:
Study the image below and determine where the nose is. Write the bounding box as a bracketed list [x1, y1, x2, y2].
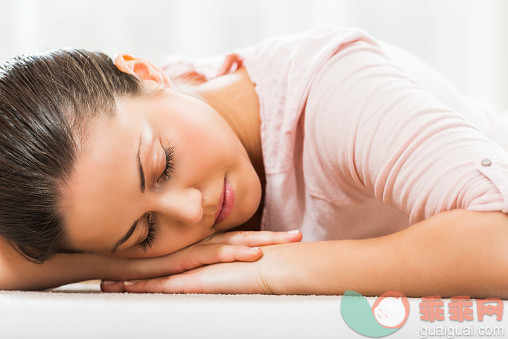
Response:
[156, 187, 203, 226]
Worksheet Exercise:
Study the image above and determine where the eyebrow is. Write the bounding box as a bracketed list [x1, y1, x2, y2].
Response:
[110, 133, 145, 254]
[111, 220, 139, 254]
[137, 133, 146, 193]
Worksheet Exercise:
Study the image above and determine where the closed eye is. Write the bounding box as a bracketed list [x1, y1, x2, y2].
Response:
[157, 144, 175, 184]
[138, 213, 156, 252]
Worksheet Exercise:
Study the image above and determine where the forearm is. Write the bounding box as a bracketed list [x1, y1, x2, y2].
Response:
[262, 209, 508, 298]
[0, 238, 116, 290]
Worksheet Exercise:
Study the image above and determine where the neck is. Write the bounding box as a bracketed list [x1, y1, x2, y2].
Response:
[186, 67, 266, 231]
[186, 69, 266, 231]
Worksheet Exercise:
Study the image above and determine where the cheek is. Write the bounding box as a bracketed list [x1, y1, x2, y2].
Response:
[143, 222, 215, 258]
[111, 222, 215, 259]
[161, 96, 248, 168]
[173, 111, 244, 170]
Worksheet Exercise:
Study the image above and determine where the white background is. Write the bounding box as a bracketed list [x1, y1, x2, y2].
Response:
[1, 0, 507, 112]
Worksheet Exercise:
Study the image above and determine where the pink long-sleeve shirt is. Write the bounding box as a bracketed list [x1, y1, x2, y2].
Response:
[162, 26, 508, 242]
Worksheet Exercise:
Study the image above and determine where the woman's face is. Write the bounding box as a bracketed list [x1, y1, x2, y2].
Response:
[60, 89, 262, 258]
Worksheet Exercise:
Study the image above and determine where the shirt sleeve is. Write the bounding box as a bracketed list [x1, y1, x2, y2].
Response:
[305, 39, 508, 225]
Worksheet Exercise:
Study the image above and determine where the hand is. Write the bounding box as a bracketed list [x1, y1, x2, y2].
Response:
[103, 257, 269, 294]
[100, 230, 302, 292]
[100, 241, 302, 294]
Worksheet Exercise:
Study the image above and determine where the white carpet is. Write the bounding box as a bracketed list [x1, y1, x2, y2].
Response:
[0, 281, 506, 338]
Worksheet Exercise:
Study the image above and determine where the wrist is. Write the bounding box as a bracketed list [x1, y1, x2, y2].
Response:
[258, 242, 309, 295]
[82, 253, 127, 281]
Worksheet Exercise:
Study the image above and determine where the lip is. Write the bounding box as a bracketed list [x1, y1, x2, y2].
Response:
[214, 178, 226, 223]
[214, 174, 235, 225]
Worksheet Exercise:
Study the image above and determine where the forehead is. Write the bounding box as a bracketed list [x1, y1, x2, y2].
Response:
[60, 102, 144, 251]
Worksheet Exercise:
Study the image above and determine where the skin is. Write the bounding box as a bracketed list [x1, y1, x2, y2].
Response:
[0, 52, 304, 292]
[59, 54, 266, 258]
[107, 209, 508, 298]
[94, 57, 508, 297]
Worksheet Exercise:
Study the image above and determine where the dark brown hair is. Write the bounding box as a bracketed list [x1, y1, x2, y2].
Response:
[0, 48, 148, 264]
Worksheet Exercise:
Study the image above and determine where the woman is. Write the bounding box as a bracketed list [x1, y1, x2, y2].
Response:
[1, 26, 508, 296]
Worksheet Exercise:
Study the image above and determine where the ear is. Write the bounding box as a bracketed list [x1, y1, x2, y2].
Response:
[114, 53, 173, 89]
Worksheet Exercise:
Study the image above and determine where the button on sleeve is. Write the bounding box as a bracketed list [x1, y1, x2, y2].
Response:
[470, 156, 508, 213]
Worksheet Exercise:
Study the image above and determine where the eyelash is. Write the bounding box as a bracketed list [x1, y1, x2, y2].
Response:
[138, 144, 174, 252]
[157, 145, 175, 184]
[139, 213, 156, 252]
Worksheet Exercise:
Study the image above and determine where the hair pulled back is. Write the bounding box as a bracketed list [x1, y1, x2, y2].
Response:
[0, 48, 145, 263]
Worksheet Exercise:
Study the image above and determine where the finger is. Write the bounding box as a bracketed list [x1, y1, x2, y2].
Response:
[200, 230, 302, 246]
[100, 280, 125, 293]
[169, 244, 263, 273]
[130, 244, 263, 278]
[122, 263, 264, 294]
[121, 274, 197, 294]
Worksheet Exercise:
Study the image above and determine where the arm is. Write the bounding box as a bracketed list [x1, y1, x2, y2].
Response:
[109, 209, 508, 297]
[306, 39, 508, 225]
[0, 230, 301, 291]
[261, 209, 508, 298]
[0, 235, 118, 291]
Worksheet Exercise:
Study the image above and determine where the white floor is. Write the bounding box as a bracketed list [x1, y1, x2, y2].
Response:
[0, 280, 506, 338]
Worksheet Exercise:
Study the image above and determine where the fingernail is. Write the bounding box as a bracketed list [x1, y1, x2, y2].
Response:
[102, 280, 119, 285]
[249, 247, 260, 252]
[124, 280, 142, 286]
[287, 230, 299, 235]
